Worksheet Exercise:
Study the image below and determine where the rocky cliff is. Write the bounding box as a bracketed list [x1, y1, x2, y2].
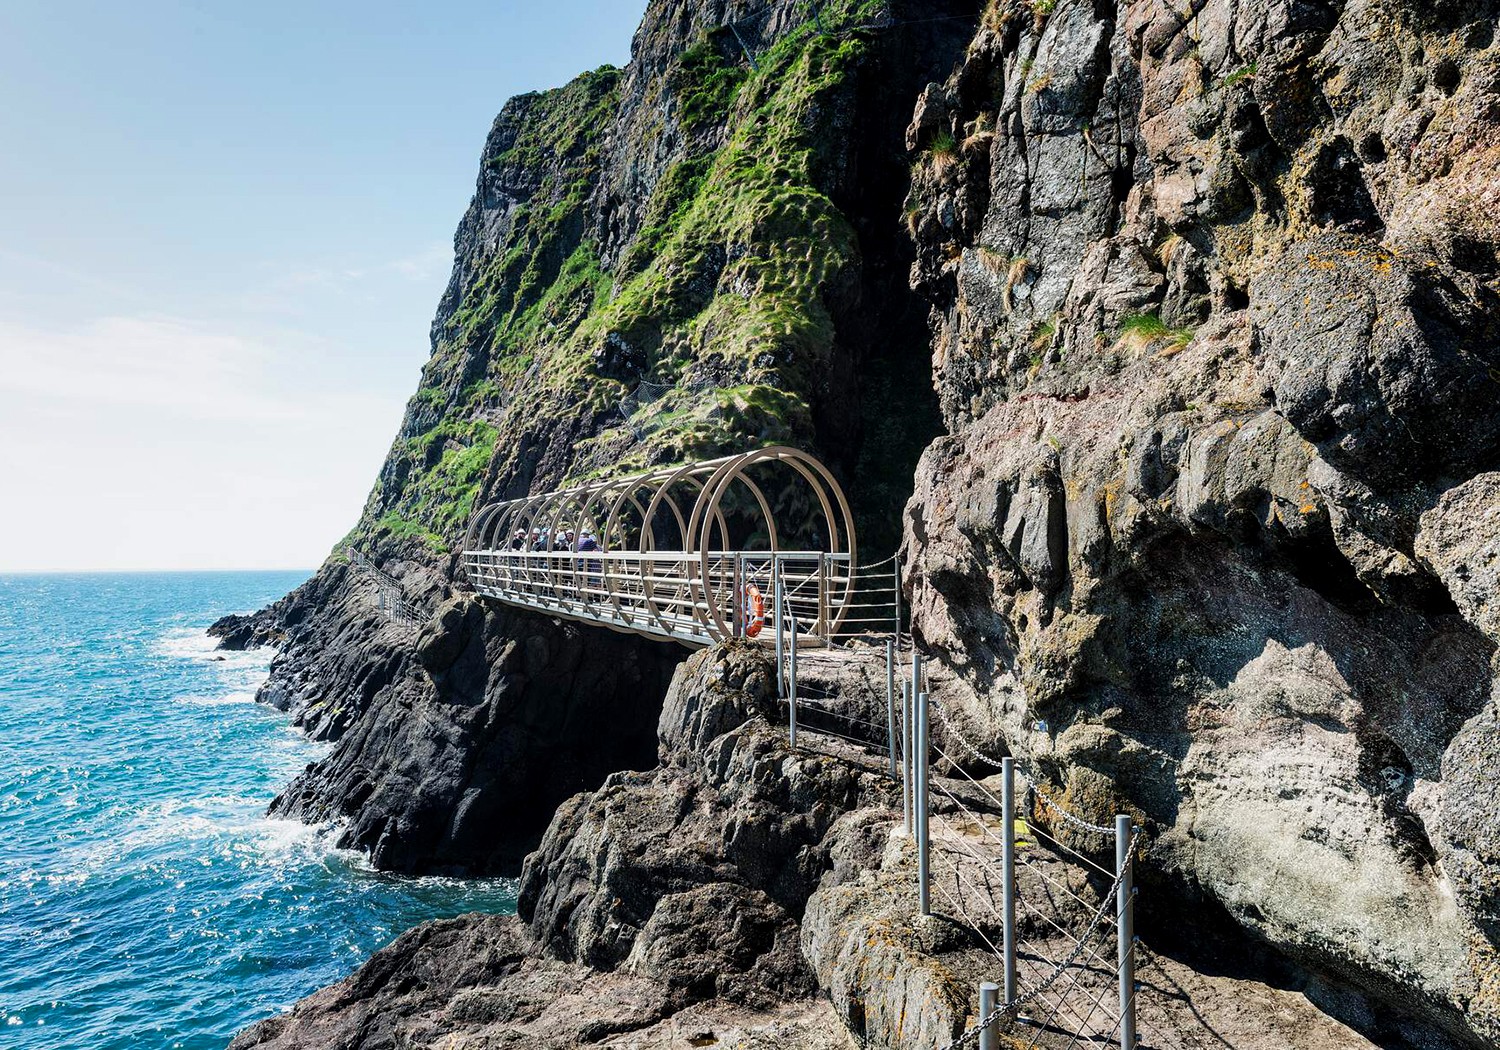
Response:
[901, 0, 1500, 1042]
[227, 0, 1500, 1046]
[219, 0, 972, 875]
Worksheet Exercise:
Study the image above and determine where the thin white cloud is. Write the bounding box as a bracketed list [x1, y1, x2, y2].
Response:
[269, 242, 452, 291]
[0, 313, 408, 571]
[0, 315, 309, 423]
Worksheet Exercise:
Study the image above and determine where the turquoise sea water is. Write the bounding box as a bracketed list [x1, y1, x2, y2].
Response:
[0, 572, 518, 1049]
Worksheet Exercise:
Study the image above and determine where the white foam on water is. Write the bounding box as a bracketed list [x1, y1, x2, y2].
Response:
[180, 691, 261, 708]
[154, 628, 274, 674]
[155, 626, 278, 712]
[65, 797, 346, 880]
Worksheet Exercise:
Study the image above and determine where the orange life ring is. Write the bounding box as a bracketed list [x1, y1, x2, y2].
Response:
[743, 583, 766, 638]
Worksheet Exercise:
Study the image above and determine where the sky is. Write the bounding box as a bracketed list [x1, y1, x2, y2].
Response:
[0, 0, 645, 572]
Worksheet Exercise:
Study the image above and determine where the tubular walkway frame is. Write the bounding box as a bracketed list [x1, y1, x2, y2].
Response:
[461, 447, 859, 648]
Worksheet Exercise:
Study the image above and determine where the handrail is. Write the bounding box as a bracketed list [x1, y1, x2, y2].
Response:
[461, 448, 862, 648]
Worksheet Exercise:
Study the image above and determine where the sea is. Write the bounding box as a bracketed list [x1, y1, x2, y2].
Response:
[0, 571, 519, 1049]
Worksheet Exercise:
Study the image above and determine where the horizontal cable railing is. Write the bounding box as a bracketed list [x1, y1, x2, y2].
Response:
[464, 545, 908, 651]
[772, 641, 1164, 1050]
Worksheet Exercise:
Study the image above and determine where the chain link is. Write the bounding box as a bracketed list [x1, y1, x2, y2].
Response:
[1028, 785, 1117, 836]
[928, 695, 1007, 769]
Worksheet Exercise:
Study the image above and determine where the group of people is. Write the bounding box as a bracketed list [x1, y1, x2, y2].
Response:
[509, 527, 604, 591]
[509, 527, 602, 554]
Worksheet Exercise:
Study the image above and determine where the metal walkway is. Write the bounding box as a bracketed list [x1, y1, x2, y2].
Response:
[461, 447, 895, 648]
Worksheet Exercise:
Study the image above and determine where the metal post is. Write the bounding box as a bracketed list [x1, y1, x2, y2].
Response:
[901, 679, 913, 836]
[885, 638, 898, 779]
[774, 558, 784, 695]
[817, 553, 829, 642]
[893, 550, 904, 637]
[788, 617, 799, 748]
[979, 981, 1000, 1050]
[1117, 814, 1136, 1050]
[1002, 757, 1018, 1006]
[916, 688, 931, 917]
[912, 649, 922, 699]
[732, 554, 744, 639]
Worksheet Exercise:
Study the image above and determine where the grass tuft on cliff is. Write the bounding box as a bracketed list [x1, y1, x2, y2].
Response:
[346, 1, 902, 556]
[1115, 312, 1196, 356]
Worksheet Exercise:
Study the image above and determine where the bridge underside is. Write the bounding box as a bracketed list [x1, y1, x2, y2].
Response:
[461, 447, 883, 648]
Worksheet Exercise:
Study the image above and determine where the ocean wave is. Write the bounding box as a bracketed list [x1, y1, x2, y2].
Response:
[55, 801, 347, 882]
[153, 627, 273, 671]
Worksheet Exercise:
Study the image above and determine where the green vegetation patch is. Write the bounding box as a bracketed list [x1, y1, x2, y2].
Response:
[1115, 312, 1197, 355]
[670, 38, 749, 131]
[342, 3, 908, 556]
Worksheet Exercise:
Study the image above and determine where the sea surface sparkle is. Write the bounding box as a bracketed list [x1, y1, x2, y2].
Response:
[0, 571, 517, 1049]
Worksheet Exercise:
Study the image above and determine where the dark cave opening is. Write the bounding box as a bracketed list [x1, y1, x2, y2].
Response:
[815, 0, 978, 561]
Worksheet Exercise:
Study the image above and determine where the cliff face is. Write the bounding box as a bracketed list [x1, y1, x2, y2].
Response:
[902, 0, 1500, 1042]
[232, 0, 973, 874]
[228, 0, 1500, 1046]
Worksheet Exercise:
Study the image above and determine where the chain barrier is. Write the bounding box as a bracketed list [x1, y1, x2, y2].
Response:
[777, 641, 1141, 1050]
[929, 694, 1006, 770]
[1029, 785, 1117, 837]
[940, 1004, 1004, 1050]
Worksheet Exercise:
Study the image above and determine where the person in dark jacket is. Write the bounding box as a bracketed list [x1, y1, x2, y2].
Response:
[577, 531, 602, 593]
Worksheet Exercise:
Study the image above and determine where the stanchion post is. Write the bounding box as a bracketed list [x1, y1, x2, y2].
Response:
[1117, 814, 1136, 1050]
[916, 688, 931, 917]
[901, 679, 913, 836]
[1002, 757, 1018, 1005]
[732, 554, 743, 638]
[788, 617, 799, 749]
[893, 550, 904, 637]
[885, 638, 898, 779]
[774, 558, 784, 696]
[979, 980, 999, 1050]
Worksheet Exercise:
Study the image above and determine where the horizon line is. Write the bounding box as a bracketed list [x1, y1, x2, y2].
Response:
[0, 566, 319, 576]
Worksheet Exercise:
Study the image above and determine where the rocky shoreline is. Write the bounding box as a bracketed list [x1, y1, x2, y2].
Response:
[231, 645, 1403, 1049]
[224, 0, 1499, 1045]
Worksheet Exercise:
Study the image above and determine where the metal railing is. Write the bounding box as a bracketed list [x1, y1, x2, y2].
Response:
[345, 546, 423, 627]
[775, 643, 1168, 1050]
[463, 545, 907, 650]
[463, 548, 858, 648]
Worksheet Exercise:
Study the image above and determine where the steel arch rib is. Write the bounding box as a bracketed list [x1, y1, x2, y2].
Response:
[462, 447, 859, 648]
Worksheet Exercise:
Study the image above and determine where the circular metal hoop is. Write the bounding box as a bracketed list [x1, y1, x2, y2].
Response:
[463, 447, 857, 646]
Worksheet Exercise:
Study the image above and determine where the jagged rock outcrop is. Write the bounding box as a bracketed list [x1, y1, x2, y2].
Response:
[516, 644, 894, 1005]
[265, 595, 677, 872]
[226, 910, 861, 1050]
[902, 0, 1500, 1044]
[232, 644, 886, 1048]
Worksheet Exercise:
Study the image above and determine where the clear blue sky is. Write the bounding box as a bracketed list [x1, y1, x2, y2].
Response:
[0, 0, 645, 571]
